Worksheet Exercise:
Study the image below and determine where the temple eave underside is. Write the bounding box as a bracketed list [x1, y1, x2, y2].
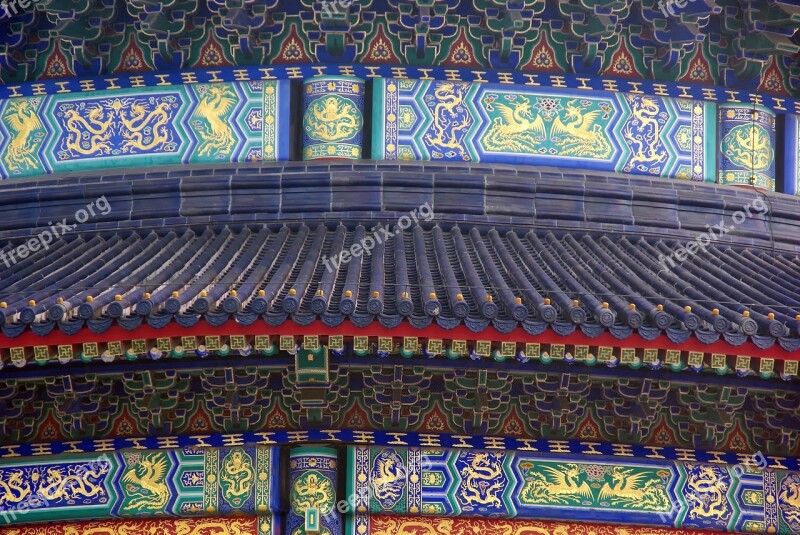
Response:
[3, 1, 800, 534]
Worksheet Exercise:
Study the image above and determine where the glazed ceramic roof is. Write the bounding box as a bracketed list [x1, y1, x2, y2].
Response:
[2, 222, 799, 350]
[0, 162, 799, 350]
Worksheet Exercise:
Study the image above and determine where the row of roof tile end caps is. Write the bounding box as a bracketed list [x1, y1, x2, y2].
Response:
[0, 223, 798, 350]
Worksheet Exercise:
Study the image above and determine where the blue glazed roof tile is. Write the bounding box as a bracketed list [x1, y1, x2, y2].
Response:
[0, 222, 798, 348]
[0, 161, 798, 353]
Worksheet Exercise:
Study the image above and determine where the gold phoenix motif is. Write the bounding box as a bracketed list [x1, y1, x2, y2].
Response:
[483, 97, 612, 158]
[520, 462, 669, 511]
[598, 467, 669, 510]
[520, 463, 593, 504]
[371, 449, 406, 506]
[778, 473, 800, 528]
[120, 452, 170, 512]
[550, 100, 610, 157]
[486, 100, 546, 143]
[193, 85, 237, 157]
[3, 99, 44, 172]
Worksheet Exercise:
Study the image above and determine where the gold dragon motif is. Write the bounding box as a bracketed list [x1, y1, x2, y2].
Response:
[515, 527, 569, 535]
[684, 465, 730, 520]
[459, 452, 504, 507]
[723, 124, 772, 172]
[119, 100, 173, 152]
[2, 99, 43, 172]
[174, 520, 253, 535]
[193, 85, 236, 157]
[424, 82, 472, 158]
[57, 519, 254, 535]
[220, 449, 254, 499]
[520, 463, 593, 505]
[63, 105, 114, 156]
[306, 96, 361, 142]
[372, 517, 455, 535]
[623, 96, 668, 167]
[371, 517, 575, 535]
[291, 471, 334, 514]
[120, 452, 170, 512]
[38, 465, 106, 501]
[0, 469, 32, 506]
[64, 527, 117, 535]
[615, 530, 689, 535]
[598, 467, 669, 511]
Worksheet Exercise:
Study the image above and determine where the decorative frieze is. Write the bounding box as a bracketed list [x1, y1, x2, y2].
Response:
[347, 445, 800, 533]
[373, 77, 715, 182]
[0, 80, 291, 179]
[0, 445, 279, 526]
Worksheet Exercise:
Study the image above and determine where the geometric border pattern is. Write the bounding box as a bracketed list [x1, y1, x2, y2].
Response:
[2, 434, 799, 471]
[784, 114, 800, 195]
[0, 65, 796, 119]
